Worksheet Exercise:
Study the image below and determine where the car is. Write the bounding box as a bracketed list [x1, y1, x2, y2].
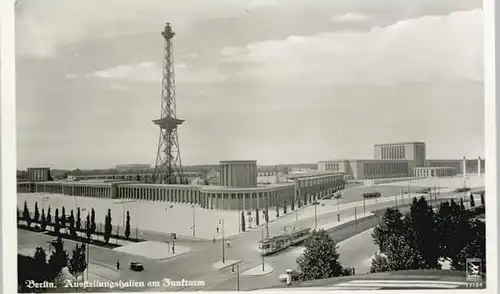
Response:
[312, 201, 320, 205]
[278, 269, 301, 282]
[130, 261, 144, 272]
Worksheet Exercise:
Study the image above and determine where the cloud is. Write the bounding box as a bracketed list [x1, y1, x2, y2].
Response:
[89, 62, 229, 84]
[220, 9, 482, 86]
[15, 0, 253, 58]
[330, 13, 368, 23]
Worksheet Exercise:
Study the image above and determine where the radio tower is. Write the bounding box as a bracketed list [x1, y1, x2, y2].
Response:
[152, 23, 184, 184]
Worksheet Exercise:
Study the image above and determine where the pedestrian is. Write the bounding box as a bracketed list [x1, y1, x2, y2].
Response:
[226, 240, 231, 248]
[116, 260, 120, 270]
[212, 236, 216, 243]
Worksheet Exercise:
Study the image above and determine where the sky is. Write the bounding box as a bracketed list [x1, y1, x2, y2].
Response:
[15, 0, 483, 170]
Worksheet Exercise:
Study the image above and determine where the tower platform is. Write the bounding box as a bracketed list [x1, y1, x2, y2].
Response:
[152, 117, 184, 131]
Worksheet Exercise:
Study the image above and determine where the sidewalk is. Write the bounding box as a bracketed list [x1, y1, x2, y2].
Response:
[113, 241, 191, 260]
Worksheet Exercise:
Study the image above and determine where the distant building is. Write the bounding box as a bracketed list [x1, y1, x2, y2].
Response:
[219, 160, 258, 188]
[27, 167, 51, 182]
[413, 166, 456, 177]
[115, 164, 151, 171]
[374, 142, 426, 167]
[319, 141, 484, 180]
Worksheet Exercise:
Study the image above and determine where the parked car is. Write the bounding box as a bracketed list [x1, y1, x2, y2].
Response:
[130, 261, 144, 272]
[363, 192, 381, 199]
[455, 187, 471, 193]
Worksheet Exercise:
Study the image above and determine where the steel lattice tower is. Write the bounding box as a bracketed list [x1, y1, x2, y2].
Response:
[152, 23, 184, 184]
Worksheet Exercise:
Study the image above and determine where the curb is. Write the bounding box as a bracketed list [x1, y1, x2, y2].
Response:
[213, 260, 241, 271]
[155, 249, 192, 261]
[242, 267, 275, 277]
[18, 227, 119, 253]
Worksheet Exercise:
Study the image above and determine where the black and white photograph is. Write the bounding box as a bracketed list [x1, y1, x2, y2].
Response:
[13, 0, 489, 292]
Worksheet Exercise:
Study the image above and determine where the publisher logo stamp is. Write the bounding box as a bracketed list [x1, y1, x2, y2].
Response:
[466, 258, 483, 288]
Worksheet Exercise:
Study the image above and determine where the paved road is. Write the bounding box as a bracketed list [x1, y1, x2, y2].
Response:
[18, 187, 482, 292]
[205, 195, 472, 291]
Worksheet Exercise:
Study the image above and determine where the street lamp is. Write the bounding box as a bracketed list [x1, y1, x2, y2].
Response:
[231, 264, 240, 291]
[337, 197, 340, 222]
[219, 219, 225, 263]
[314, 202, 318, 230]
[261, 225, 265, 271]
[191, 205, 196, 238]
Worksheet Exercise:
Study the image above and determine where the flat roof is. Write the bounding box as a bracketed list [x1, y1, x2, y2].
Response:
[284, 172, 344, 179]
[219, 160, 257, 164]
[374, 141, 425, 146]
[318, 159, 411, 163]
[200, 183, 294, 192]
[117, 183, 201, 188]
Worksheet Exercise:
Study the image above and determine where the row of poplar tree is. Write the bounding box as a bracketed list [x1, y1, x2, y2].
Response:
[18, 201, 133, 243]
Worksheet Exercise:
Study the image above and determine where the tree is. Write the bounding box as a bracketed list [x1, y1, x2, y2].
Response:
[23, 201, 31, 227]
[469, 193, 475, 207]
[47, 236, 69, 282]
[69, 243, 87, 281]
[241, 211, 246, 232]
[34, 202, 40, 224]
[405, 197, 440, 269]
[54, 208, 61, 235]
[384, 233, 425, 271]
[370, 253, 390, 273]
[90, 208, 96, 235]
[255, 208, 259, 226]
[41, 209, 47, 231]
[480, 192, 485, 206]
[61, 207, 67, 230]
[47, 207, 52, 225]
[86, 214, 92, 240]
[104, 209, 112, 244]
[372, 208, 404, 253]
[33, 246, 50, 282]
[76, 207, 81, 231]
[454, 220, 486, 272]
[125, 211, 131, 239]
[68, 210, 76, 236]
[34, 246, 48, 266]
[296, 229, 344, 281]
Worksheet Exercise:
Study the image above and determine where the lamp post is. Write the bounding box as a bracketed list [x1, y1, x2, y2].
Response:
[314, 202, 318, 230]
[261, 225, 265, 271]
[219, 219, 225, 263]
[354, 206, 358, 233]
[232, 264, 240, 291]
[191, 205, 196, 238]
[337, 197, 340, 222]
[363, 196, 366, 215]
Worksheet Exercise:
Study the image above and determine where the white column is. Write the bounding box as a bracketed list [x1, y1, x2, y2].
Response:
[462, 156, 467, 176]
[478, 156, 481, 176]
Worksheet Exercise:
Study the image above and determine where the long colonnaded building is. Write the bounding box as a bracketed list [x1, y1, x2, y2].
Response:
[319, 142, 485, 180]
[18, 160, 345, 211]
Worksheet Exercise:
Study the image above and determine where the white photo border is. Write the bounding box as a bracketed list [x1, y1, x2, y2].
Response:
[1, 0, 499, 293]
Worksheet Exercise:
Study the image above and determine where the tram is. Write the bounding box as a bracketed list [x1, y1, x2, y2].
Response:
[258, 228, 311, 256]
